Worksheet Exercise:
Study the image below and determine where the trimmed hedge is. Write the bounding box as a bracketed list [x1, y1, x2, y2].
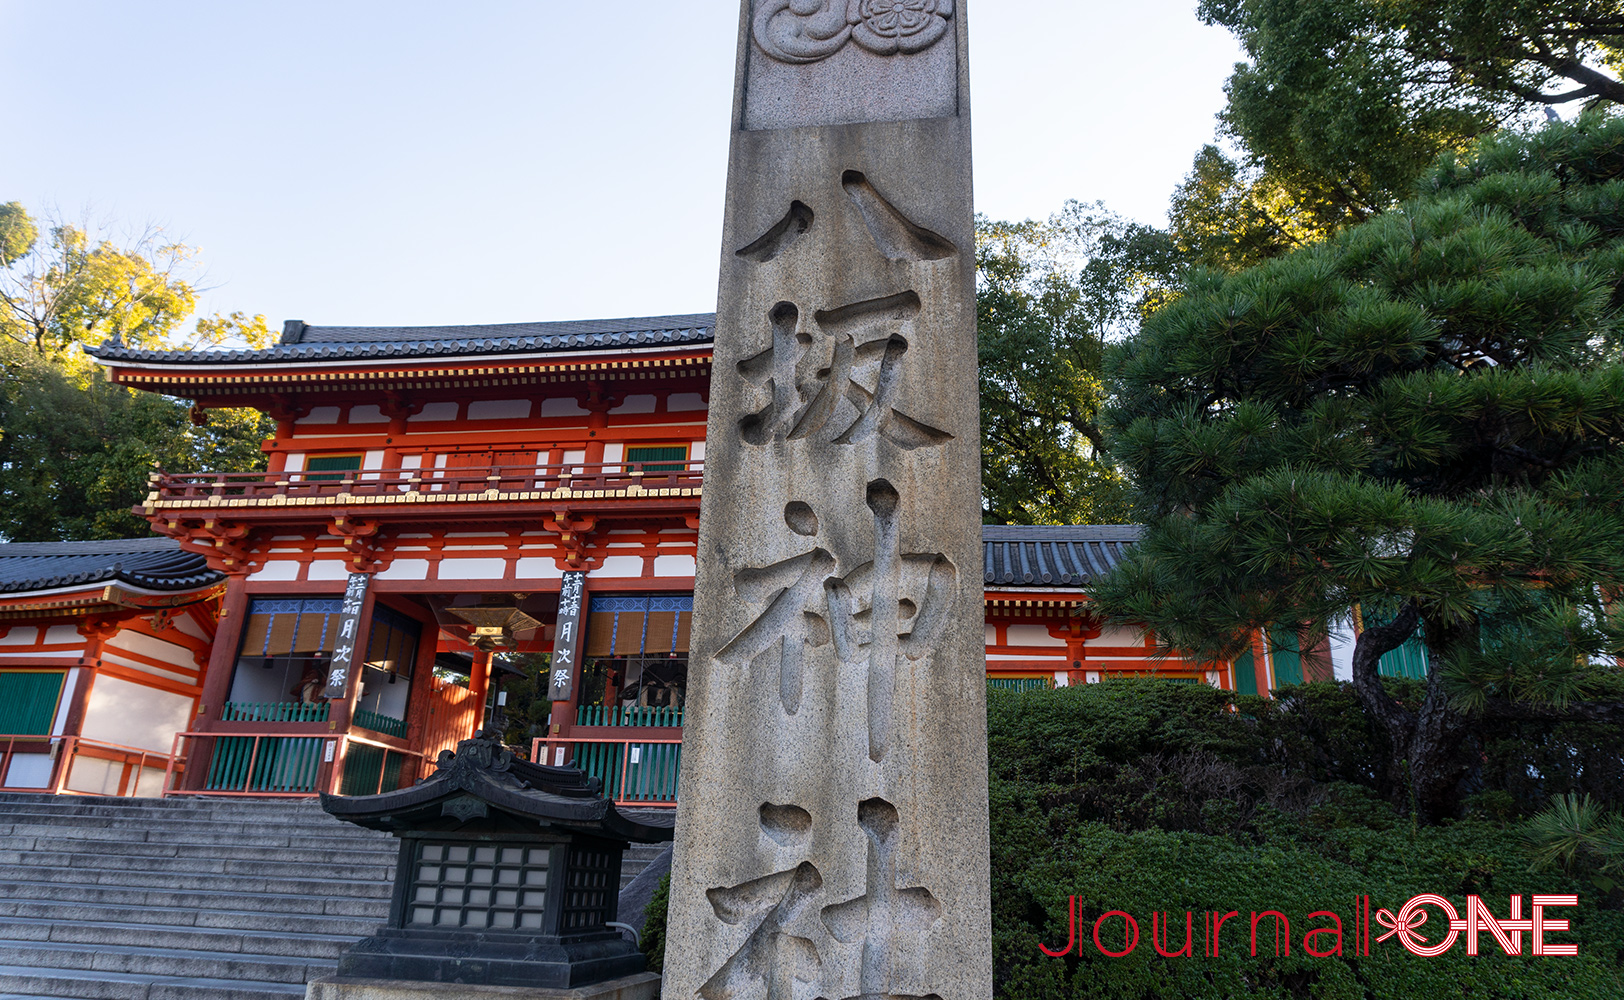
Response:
[990, 680, 1624, 999]
[640, 679, 1624, 997]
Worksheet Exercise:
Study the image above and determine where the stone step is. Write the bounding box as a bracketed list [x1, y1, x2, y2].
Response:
[0, 822, 389, 852]
[0, 794, 354, 815]
[0, 791, 315, 807]
[0, 881, 390, 920]
[0, 919, 357, 961]
[0, 964, 304, 999]
[0, 799, 338, 822]
[0, 836, 395, 867]
[0, 899, 382, 938]
[0, 848, 393, 883]
[0, 864, 391, 899]
[0, 791, 663, 998]
[0, 816, 378, 844]
[0, 940, 332, 986]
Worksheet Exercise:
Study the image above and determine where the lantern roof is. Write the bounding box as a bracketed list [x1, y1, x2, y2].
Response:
[321, 732, 674, 844]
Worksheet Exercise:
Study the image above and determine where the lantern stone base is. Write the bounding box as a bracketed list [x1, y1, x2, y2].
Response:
[328, 927, 648, 992]
[306, 971, 660, 1000]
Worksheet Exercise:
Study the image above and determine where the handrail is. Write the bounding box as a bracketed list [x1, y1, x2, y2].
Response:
[1, 734, 173, 798]
[222, 700, 331, 723]
[147, 461, 705, 505]
[532, 735, 682, 808]
[353, 707, 408, 738]
[574, 704, 684, 729]
[162, 730, 429, 798]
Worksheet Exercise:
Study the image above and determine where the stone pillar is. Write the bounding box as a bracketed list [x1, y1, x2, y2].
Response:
[667, 4, 990, 999]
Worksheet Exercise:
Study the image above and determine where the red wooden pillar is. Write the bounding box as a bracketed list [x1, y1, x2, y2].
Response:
[469, 649, 493, 735]
[53, 616, 126, 792]
[583, 383, 615, 470]
[401, 603, 441, 781]
[184, 576, 250, 791]
[1249, 630, 1273, 697]
[1053, 614, 1100, 686]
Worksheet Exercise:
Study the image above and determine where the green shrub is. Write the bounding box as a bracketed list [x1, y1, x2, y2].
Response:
[637, 679, 1624, 997]
[990, 680, 1624, 999]
[640, 871, 670, 974]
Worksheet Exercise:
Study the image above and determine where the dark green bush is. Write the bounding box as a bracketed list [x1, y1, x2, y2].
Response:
[990, 680, 1624, 999]
[640, 679, 1624, 997]
[640, 871, 670, 974]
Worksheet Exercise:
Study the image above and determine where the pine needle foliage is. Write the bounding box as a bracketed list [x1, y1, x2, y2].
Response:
[1094, 115, 1624, 821]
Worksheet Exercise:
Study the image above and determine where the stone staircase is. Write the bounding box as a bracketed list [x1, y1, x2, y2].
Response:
[617, 837, 672, 895]
[0, 794, 672, 999]
[0, 792, 397, 999]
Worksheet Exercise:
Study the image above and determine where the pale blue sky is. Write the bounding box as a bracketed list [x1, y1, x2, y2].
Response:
[0, 1, 1244, 328]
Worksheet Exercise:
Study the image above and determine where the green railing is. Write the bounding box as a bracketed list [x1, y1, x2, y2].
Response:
[538, 738, 682, 805]
[575, 704, 684, 728]
[987, 677, 1055, 692]
[340, 742, 408, 796]
[204, 735, 325, 792]
[221, 701, 329, 723]
[353, 708, 408, 738]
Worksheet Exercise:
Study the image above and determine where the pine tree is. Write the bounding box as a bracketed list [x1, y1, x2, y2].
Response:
[1093, 115, 1624, 822]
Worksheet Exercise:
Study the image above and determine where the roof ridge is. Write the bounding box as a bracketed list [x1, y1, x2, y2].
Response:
[87, 314, 718, 365]
[0, 537, 181, 555]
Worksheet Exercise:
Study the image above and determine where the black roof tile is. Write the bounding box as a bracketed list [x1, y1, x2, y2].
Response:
[982, 524, 1141, 587]
[87, 314, 717, 366]
[0, 538, 222, 594]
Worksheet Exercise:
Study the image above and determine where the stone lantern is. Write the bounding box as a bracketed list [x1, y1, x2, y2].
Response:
[311, 732, 672, 999]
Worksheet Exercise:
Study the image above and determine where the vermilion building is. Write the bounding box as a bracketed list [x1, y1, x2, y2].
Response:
[72, 313, 1305, 804]
[0, 538, 223, 795]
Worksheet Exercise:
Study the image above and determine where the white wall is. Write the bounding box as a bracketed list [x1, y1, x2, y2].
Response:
[1, 753, 53, 788]
[79, 675, 194, 753]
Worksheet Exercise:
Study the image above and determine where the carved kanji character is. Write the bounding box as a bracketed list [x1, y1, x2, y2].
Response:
[702, 805, 824, 1000]
[717, 547, 838, 715]
[719, 489, 957, 746]
[738, 295, 951, 451]
[825, 481, 958, 763]
[818, 799, 943, 1000]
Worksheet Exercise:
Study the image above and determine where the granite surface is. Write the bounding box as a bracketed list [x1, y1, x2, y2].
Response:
[665, 3, 991, 999]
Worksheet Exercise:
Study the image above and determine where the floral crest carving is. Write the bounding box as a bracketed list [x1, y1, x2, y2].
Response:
[754, 0, 953, 65]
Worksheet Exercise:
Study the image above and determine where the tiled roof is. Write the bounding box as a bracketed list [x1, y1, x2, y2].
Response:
[982, 524, 1141, 587]
[0, 538, 222, 593]
[87, 314, 717, 366]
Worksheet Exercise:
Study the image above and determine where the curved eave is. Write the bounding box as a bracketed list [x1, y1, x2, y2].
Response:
[99, 348, 717, 402]
[320, 778, 674, 845]
[0, 580, 225, 620]
[96, 339, 715, 377]
[0, 569, 225, 596]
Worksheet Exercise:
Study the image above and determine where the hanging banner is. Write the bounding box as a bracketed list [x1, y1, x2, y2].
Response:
[323, 573, 370, 699]
[548, 571, 588, 702]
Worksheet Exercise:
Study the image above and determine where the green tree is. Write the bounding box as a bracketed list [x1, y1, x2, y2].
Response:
[493, 652, 553, 750]
[0, 202, 276, 355]
[986, 682, 1624, 999]
[0, 343, 274, 540]
[1093, 116, 1624, 822]
[1177, 1, 1624, 269]
[1525, 793, 1624, 895]
[977, 203, 1181, 525]
[0, 202, 277, 541]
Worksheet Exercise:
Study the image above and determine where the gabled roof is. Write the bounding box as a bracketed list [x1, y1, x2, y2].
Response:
[982, 524, 1142, 587]
[88, 313, 717, 366]
[0, 537, 223, 594]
